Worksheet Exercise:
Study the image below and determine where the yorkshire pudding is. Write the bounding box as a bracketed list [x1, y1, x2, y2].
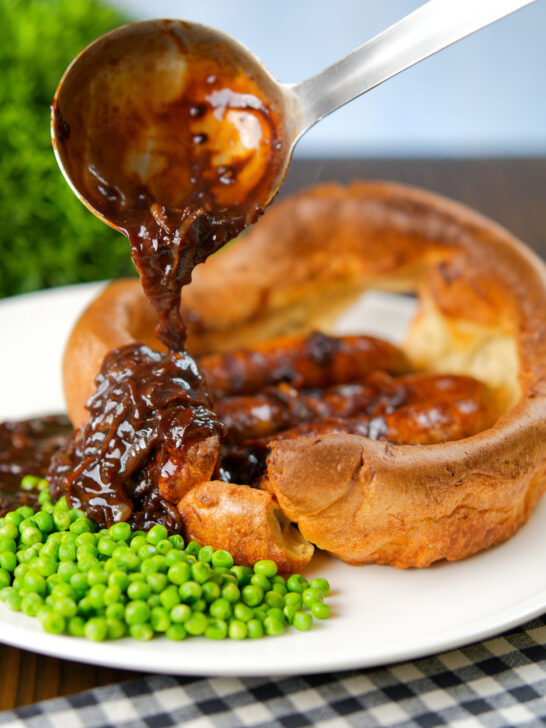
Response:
[63, 181, 546, 568]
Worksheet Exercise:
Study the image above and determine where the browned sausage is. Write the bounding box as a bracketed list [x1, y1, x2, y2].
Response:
[198, 331, 409, 399]
[214, 373, 492, 444]
[262, 394, 495, 446]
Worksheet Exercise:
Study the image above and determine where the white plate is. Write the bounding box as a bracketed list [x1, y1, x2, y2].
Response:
[0, 283, 545, 677]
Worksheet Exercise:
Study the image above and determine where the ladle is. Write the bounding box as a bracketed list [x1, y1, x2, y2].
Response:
[51, 0, 534, 236]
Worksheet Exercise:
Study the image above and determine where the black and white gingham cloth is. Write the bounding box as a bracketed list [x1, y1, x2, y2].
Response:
[1, 616, 545, 728]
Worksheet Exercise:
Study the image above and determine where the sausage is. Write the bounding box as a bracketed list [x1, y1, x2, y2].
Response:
[198, 331, 409, 399]
[213, 381, 399, 443]
[214, 373, 492, 444]
[261, 395, 496, 447]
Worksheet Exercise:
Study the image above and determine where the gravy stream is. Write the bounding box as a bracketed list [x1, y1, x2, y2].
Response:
[46, 22, 284, 527]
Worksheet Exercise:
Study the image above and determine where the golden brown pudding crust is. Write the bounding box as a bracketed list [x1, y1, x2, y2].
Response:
[63, 181, 546, 567]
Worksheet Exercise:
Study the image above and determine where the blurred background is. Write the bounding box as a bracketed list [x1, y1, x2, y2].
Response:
[1, 0, 544, 299]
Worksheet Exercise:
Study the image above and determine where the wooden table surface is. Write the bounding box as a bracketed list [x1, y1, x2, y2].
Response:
[1, 158, 545, 711]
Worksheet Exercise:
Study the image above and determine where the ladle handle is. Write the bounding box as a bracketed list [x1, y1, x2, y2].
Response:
[290, 0, 535, 138]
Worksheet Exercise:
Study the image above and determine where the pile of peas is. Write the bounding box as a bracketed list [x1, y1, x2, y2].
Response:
[0, 477, 331, 642]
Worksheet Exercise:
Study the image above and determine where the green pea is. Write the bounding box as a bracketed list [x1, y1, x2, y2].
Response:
[147, 524, 168, 546]
[168, 534, 185, 550]
[138, 544, 157, 562]
[97, 538, 117, 557]
[311, 602, 331, 620]
[201, 581, 220, 603]
[86, 567, 107, 586]
[4, 512, 23, 527]
[197, 546, 214, 563]
[128, 581, 151, 601]
[170, 603, 192, 624]
[125, 600, 150, 625]
[106, 602, 125, 620]
[205, 619, 228, 640]
[209, 597, 232, 621]
[84, 617, 108, 642]
[254, 560, 278, 578]
[33, 511, 53, 534]
[265, 591, 285, 610]
[68, 616, 86, 637]
[166, 624, 187, 641]
[228, 619, 247, 640]
[109, 522, 132, 542]
[293, 611, 313, 631]
[107, 618, 126, 640]
[179, 581, 202, 604]
[130, 535, 147, 553]
[286, 574, 308, 594]
[250, 573, 271, 591]
[168, 561, 191, 586]
[0, 529, 19, 554]
[69, 518, 94, 535]
[185, 541, 201, 556]
[155, 539, 172, 555]
[264, 614, 284, 636]
[302, 587, 324, 608]
[0, 551, 17, 573]
[211, 550, 233, 569]
[16, 506, 34, 519]
[247, 619, 264, 639]
[158, 585, 180, 611]
[241, 584, 264, 607]
[53, 597, 78, 618]
[272, 582, 287, 596]
[191, 562, 211, 585]
[130, 623, 154, 641]
[233, 602, 253, 623]
[0, 524, 19, 542]
[284, 592, 303, 610]
[21, 527, 43, 547]
[53, 511, 71, 531]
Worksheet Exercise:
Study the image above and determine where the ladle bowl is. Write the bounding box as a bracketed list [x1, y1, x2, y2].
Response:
[51, 0, 535, 234]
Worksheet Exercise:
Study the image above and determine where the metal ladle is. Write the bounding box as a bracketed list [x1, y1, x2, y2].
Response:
[51, 0, 534, 233]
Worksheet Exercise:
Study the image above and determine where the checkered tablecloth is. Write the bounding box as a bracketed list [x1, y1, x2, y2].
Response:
[1, 616, 545, 728]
